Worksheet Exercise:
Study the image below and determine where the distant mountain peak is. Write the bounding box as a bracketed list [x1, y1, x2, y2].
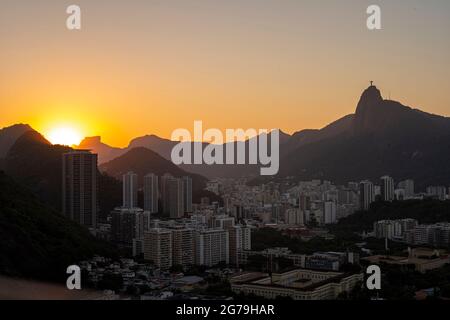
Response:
[0, 123, 34, 158]
[353, 85, 389, 133]
[17, 130, 52, 146]
[278, 84, 450, 189]
[1, 123, 32, 131]
[277, 130, 291, 144]
[355, 85, 383, 116]
[80, 136, 102, 145]
[77, 136, 124, 164]
[128, 134, 172, 148]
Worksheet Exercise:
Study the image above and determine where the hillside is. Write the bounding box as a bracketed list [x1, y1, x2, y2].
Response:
[82, 131, 289, 179]
[0, 124, 32, 158]
[5, 131, 72, 209]
[99, 147, 218, 202]
[331, 199, 450, 237]
[0, 171, 116, 281]
[0, 124, 32, 171]
[78, 136, 124, 164]
[4, 130, 122, 221]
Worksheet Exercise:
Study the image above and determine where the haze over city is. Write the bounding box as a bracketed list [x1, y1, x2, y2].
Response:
[2, 0, 450, 309]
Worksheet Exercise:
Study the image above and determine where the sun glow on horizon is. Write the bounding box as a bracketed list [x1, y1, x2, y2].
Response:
[46, 127, 83, 146]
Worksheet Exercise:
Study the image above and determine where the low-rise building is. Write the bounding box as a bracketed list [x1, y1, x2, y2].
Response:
[231, 268, 363, 300]
[361, 248, 450, 273]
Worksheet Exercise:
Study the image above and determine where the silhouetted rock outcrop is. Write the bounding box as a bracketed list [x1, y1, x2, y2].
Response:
[279, 85, 450, 189]
[0, 124, 32, 158]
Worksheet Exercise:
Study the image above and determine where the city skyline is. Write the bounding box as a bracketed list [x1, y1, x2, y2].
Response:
[1, 0, 450, 303]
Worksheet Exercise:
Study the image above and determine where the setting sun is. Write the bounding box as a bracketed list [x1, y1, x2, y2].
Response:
[46, 127, 83, 146]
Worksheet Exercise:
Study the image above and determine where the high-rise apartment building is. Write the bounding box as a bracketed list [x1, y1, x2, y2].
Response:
[359, 180, 374, 211]
[161, 173, 174, 214]
[195, 229, 229, 266]
[426, 186, 447, 201]
[168, 178, 184, 219]
[144, 173, 159, 213]
[62, 150, 98, 231]
[324, 201, 337, 224]
[398, 179, 415, 198]
[111, 207, 144, 250]
[284, 208, 304, 225]
[210, 215, 235, 229]
[380, 176, 395, 201]
[228, 225, 251, 265]
[123, 172, 138, 209]
[171, 227, 195, 267]
[144, 228, 173, 270]
[299, 194, 311, 211]
[183, 176, 193, 213]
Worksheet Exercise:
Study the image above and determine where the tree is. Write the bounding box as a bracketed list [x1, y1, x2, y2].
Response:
[97, 273, 123, 292]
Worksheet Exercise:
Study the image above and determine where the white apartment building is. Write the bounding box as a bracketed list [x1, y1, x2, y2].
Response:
[229, 225, 251, 265]
[195, 229, 229, 266]
[144, 228, 173, 270]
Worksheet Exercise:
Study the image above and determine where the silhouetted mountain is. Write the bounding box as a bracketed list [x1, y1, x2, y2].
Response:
[79, 130, 290, 179]
[128, 134, 178, 160]
[98, 147, 215, 202]
[79, 85, 450, 187]
[78, 136, 124, 164]
[99, 147, 189, 179]
[78, 134, 179, 164]
[281, 115, 354, 157]
[4, 130, 122, 221]
[179, 130, 288, 178]
[0, 124, 32, 170]
[278, 85, 450, 190]
[5, 131, 72, 209]
[0, 171, 116, 281]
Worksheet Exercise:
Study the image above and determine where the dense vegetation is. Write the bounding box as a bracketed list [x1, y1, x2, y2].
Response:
[0, 171, 117, 282]
[251, 228, 357, 254]
[339, 264, 450, 300]
[253, 200, 450, 255]
[331, 199, 450, 235]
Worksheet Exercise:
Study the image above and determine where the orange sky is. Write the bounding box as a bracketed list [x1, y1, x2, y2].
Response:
[1, 0, 449, 147]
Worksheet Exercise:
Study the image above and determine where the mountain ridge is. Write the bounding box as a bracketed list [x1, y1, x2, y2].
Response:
[69, 85, 450, 184]
[0, 124, 33, 168]
[3, 85, 450, 186]
[277, 85, 450, 189]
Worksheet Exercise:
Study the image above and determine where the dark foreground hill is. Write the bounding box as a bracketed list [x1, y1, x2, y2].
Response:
[4, 130, 122, 221]
[0, 124, 32, 171]
[0, 171, 116, 281]
[0, 124, 32, 158]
